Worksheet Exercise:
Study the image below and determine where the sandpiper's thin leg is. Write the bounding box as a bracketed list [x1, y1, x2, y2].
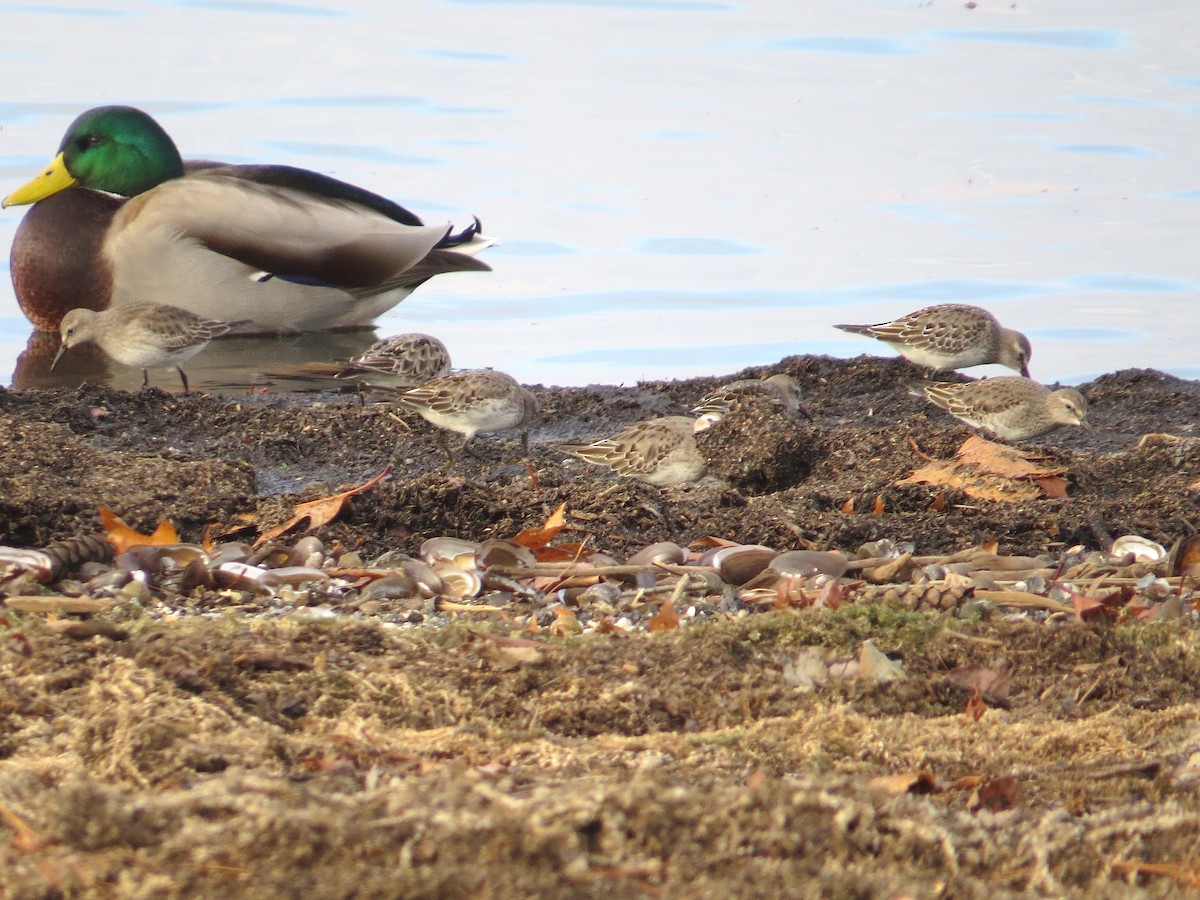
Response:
[141, 369, 151, 390]
[177, 367, 190, 394]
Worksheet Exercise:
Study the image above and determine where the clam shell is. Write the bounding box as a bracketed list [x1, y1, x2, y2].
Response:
[400, 558, 444, 598]
[769, 550, 848, 578]
[475, 539, 537, 571]
[261, 566, 331, 586]
[433, 561, 482, 598]
[1111, 534, 1166, 563]
[287, 536, 326, 568]
[711, 545, 777, 586]
[116, 544, 209, 576]
[0, 548, 56, 582]
[178, 558, 215, 593]
[421, 537, 479, 568]
[207, 542, 254, 566]
[627, 542, 686, 567]
[361, 572, 418, 602]
[213, 561, 271, 590]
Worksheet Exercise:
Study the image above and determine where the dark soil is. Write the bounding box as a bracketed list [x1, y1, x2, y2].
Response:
[1, 355, 1199, 898]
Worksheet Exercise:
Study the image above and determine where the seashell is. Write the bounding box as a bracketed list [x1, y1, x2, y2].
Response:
[212, 562, 272, 591]
[369, 550, 416, 569]
[86, 568, 134, 594]
[361, 572, 418, 602]
[578, 582, 623, 606]
[247, 543, 291, 568]
[337, 550, 364, 568]
[178, 558, 215, 593]
[421, 536, 479, 568]
[1111, 535, 1166, 564]
[586, 553, 621, 568]
[207, 543, 254, 566]
[0, 548, 57, 582]
[261, 566, 331, 586]
[627, 542, 686, 567]
[399, 558, 444, 598]
[432, 561, 482, 598]
[115, 544, 209, 576]
[76, 561, 112, 581]
[475, 539, 537, 571]
[1135, 573, 1171, 600]
[286, 536, 325, 568]
[481, 572, 541, 599]
[710, 545, 777, 586]
[633, 569, 660, 590]
[856, 539, 899, 560]
[770, 550, 848, 578]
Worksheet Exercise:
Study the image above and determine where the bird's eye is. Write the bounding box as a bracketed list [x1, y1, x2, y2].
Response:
[77, 134, 103, 151]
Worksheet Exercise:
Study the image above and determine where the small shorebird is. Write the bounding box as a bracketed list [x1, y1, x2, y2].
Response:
[557, 416, 707, 486]
[390, 368, 539, 456]
[910, 376, 1091, 441]
[692, 374, 811, 429]
[335, 333, 452, 389]
[52, 302, 246, 392]
[835, 303, 1032, 376]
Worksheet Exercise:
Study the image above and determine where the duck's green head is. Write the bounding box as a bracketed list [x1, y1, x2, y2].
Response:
[2, 105, 185, 208]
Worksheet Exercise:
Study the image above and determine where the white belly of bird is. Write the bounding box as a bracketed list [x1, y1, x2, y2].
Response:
[421, 400, 523, 437]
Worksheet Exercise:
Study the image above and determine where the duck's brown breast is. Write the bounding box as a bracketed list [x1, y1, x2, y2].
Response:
[10, 187, 120, 331]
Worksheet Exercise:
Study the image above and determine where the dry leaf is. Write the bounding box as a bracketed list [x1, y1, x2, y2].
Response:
[1109, 861, 1200, 890]
[968, 776, 1020, 812]
[867, 771, 939, 795]
[964, 688, 987, 721]
[1070, 587, 1131, 622]
[549, 607, 582, 636]
[859, 640, 905, 684]
[841, 497, 855, 515]
[899, 435, 1070, 502]
[512, 502, 567, 550]
[930, 491, 946, 511]
[689, 536, 740, 550]
[99, 506, 178, 554]
[946, 662, 1012, 704]
[872, 495, 885, 516]
[256, 466, 391, 546]
[648, 598, 680, 632]
[783, 647, 828, 691]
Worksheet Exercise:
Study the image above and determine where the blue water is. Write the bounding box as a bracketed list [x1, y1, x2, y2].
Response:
[1, 0, 1198, 390]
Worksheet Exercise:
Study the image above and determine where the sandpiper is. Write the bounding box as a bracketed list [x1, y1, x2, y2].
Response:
[835, 303, 1031, 376]
[557, 416, 707, 486]
[52, 302, 246, 392]
[390, 368, 539, 456]
[335, 332, 452, 389]
[910, 376, 1091, 441]
[692, 374, 811, 429]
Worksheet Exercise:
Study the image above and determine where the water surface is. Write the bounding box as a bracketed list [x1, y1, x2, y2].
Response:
[1, 0, 1197, 389]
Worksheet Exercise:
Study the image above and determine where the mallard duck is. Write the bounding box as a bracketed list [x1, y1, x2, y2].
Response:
[3, 105, 493, 333]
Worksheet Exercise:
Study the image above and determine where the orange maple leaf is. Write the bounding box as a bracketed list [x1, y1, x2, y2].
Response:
[648, 598, 680, 632]
[512, 502, 567, 550]
[99, 507, 179, 554]
[255, 466, 391, 547]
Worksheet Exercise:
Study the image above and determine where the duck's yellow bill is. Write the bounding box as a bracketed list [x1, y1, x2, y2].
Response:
[2, 153, 77, 208]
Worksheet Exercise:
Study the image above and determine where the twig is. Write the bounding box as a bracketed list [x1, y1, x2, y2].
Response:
[974, 589, 1072, 614]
